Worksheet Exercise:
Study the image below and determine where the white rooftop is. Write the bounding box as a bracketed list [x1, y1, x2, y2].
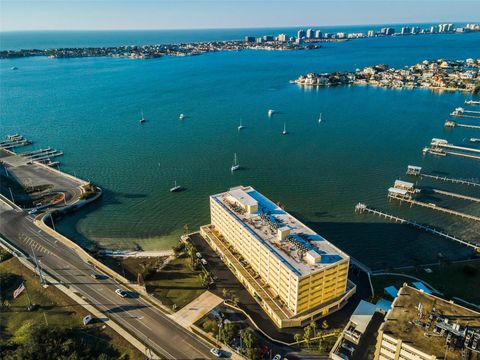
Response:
[228, 187, 258, 207]
[211, 186, 349, 277]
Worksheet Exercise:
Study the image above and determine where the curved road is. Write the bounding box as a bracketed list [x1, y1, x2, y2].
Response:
[0, 202, 213, 359]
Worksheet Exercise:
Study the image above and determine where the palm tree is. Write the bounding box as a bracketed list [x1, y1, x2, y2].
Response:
[294, 333, 302, 344]
[222, 288, 230, 299]
[321, 320, 329, 330]
[310, 320, 317, 337]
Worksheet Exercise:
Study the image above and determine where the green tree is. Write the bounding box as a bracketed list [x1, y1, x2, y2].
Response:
[220, 323, 238, 344]
[303, 325, 312, 348]
[240, 328, 258, 349]
[321, 320, 329, 330]
[309, 320, 317, 337]
[294, 333, 302, 344]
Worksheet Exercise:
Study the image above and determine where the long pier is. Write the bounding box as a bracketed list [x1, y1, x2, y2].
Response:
[354, 203, 478, 250]
[445, 120, 480, 130]
[431, 188, 480, 203]
[388, 193, 480, 222]
[421, 173, 480, 187]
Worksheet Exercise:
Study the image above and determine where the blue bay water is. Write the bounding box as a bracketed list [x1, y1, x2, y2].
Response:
[1, 29, 479, 269]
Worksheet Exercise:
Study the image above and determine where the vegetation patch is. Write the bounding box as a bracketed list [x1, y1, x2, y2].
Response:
[0, 257, 142, 359]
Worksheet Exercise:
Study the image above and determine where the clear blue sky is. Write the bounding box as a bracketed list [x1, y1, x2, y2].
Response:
[1, 0, 479, 31]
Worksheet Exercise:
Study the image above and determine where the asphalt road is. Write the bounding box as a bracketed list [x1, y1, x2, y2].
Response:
[0, 202, 214, 359]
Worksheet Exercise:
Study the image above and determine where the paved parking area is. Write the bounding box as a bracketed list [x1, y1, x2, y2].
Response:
[171, 290, 223, 327]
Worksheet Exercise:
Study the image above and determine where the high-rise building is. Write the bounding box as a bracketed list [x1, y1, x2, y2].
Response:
[447, 23, 454, 32]
[244, 36, 255, 43]
[277, 33, 287, 42]
[263, 35, 274, 42]
[411, 26, 419, 34]
[374, 285, 480, 360]
[201, 186, 355, 328]
[297, 29, 306, 39]
[401, 27, 411, 35]
[430, 25, 438, 34]
[367, 30, 375, 37]
[384, 27, 395, 36]
[315, 29, 322, 39]
[306, 28, 314, 39]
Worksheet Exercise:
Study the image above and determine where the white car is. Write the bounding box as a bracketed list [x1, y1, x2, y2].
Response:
[201, 258, 208, 266]
[210, 348, 222, 358]
[115, 288, 128, 298]
[273, 355, 282, 360]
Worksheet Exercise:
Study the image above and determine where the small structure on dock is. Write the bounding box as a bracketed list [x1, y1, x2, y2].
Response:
[388, 180, 420, 200]
[444, 120, 456, 128]
[406, 165, 422, 176]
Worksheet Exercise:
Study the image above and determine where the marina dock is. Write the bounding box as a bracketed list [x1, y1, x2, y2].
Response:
[444, 120, 480, 129]
[354, 203, 478, 250]
[0, 135, 33, 150]
[431, 188, 480, 203]
[423, 138, 480, 161]
[406, 165, 480, 187]
[1, 134, 63, 167]
[388, 192, 480, 223]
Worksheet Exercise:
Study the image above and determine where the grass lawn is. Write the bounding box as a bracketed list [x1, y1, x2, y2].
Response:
[371, 259, 480, 305]
[0, 257, 143, 359]
[145, 254, 206, 310]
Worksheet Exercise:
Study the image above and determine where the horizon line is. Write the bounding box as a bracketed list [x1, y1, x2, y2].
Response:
[0, 20, 473, 33]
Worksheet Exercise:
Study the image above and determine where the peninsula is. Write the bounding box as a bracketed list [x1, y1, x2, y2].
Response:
[293, 58, 480, 92]
[0, 40, 320, 60]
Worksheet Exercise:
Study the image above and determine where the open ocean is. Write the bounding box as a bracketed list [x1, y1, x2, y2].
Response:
[1, 26, 479, 269]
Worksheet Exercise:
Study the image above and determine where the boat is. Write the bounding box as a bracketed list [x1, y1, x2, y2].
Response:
[139, 110, 146, 124]
[465, 100, 480, 105]
[170, 180, 181, 192]
[237, 119, 245, 131]
[11, 66, 18, 70]
[318, 113, 322, 123]
[450, 107, 464, 116]
[231, 153, 240, 172]
[470, 138, 480, 143]
[268, 109, 274, 117]
[179, 113, 185, 120]
[282, 122, 288, 135]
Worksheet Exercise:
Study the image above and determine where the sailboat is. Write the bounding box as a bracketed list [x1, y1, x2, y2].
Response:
[231, 153, 240, 172]
[139, 110, 146, 124]
[282, 122, 288, 135]
[268, 109, 274, 117]
[238, 119, 245, 131]
[318, 113, 322, 123]
[170, 180, 181, 192]
[179, 113, 185, 120]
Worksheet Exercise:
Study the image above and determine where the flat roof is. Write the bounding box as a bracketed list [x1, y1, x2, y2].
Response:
[388, 187, 408, 195]
[228, 187, 258, 207]
[211, 186, 349, 277]
[381, 285, 480, 359]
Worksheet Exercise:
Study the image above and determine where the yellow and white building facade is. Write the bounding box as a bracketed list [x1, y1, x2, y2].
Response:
[200, 186, 356, 328]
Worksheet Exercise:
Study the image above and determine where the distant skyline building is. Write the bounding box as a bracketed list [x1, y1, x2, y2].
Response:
[367, 30, 375, 37]
[315, 29, 322, 39]
[400, 26, 411, 35]
[263, 35, 274, 42]
[244, 36, 255, 43]
[277, 33, 287, 42]
[297, 29, 306, 39]
[306, 28, 314, 39]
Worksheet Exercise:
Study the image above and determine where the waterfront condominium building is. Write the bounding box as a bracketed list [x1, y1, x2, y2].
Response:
[374, 285, 480, 360]
[200, 186, 356, 328]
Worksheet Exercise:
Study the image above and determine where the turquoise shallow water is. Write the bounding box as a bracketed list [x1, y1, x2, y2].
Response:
[1, 30, 479, 269]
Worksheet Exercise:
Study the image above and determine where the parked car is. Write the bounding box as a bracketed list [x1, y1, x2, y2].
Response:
[83, 314, 93, 325]
[210, 348, 222, 358]
[200, 258, 208, 265]
[90, 273, 103, 279]
[115, 288, 128, 298]
[196, 252, 202, 258]
[273, 355, 282, 360]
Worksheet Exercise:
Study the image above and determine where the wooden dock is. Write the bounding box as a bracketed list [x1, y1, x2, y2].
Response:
[420, 173, 480, 187]
[431, 188, 480, 203]
[354, 203, 478, 250]
[388, 193, 480, 222]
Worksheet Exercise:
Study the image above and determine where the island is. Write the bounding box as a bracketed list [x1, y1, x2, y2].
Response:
[292, 58, 480, 92]
[0, 40, 320, 60]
